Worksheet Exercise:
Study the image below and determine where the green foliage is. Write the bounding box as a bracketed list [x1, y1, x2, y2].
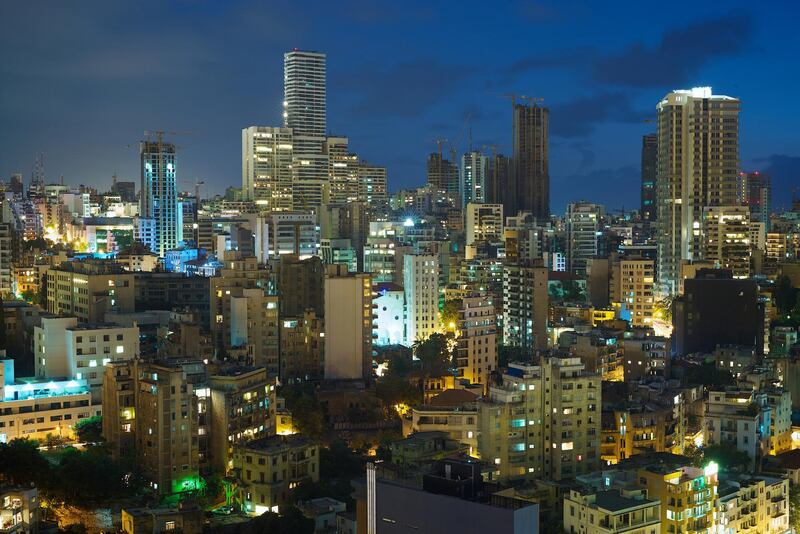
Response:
[375, 373, 422, 408]
[280, 384, 326, 441]
[74, 415, 103, 443]
[440, 299, 461, 329]
[0, 438, 51, 486]
[775, 275, 798, 315]
[790, 483, 800, 533]
[499, 345, 528, 367]
[248, 506, 314, 534]
[21, 289, 41, 306]
[698, 444, 752, 472]
[683, 363, 735, 388]
[549, 279, 586, 303]
[413, 333, 453, 377]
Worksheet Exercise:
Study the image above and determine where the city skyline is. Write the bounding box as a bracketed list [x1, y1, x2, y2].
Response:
[2, 1, 799, 214]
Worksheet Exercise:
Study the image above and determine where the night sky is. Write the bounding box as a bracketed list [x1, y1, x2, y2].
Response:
[1, 1, 798, 213]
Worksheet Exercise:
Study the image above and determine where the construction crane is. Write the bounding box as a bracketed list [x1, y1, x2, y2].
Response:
[501, 93, 545, 107]
[179, 179, 205, 200]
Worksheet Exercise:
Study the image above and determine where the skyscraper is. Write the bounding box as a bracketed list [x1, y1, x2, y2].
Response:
[459, 151, 488, 208]
[656, 87, 740, 294]
[284, 50, 329, 185]
[323, 136, 359, 204]
[640, 133, 657, 221]
[566, 201, 603, 276]
[740, 171, 771, 230]
[242, 126, 294, 211]
[512, 101, 549, 221]
[426, 152, 459, 199]
[486, 152, 511, 208]
[140, 136, 181, 256]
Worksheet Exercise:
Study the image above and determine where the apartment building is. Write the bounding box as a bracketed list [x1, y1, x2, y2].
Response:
[233, 435, 319, 515]
[477, 357, 601, 482]
[705, 389, 771, 470]
[638, 463, 719, 534]
[45, 260, 135, 322]
[455, 293, 497, 389]
[502, 263, 549, 350]
[563, 488, 660, 534]
[717, 475, 789, 534]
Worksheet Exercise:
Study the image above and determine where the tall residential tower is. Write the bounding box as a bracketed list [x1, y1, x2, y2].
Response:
[655, 87, 740, 294]
[512, 101, 549, 221]
[140, 136, 181, 256]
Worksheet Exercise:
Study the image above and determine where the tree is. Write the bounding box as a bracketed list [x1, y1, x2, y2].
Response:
[440, 299, 461, 331]
[246, 506, 314, 534]
[74, 415, 103, 443]
[0, 439, 51, 486]
[775, 275, 798, 315]
[700, 444, 751, 472]
[683, 363, 735, 389]
[414, 333, 452, 377]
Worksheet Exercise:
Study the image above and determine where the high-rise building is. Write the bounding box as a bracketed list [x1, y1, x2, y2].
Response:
[242, 126, 294, 212]
[502, 263, 549, 350]
[455, 293, 497, 389]
[460, 151, 488, 208]
[404, 254, 440, 344]
[140, 137, 181, 256]
[740, 171, 771, 230]
[323, 137, 359, 204]
[357, 161, 387, 208]
[656, 87, 740, 294]
[323, 271, 373, 380]
[465, 203, 504, 257]
[702, 205, 751, 278]
[512, 101, 549, 221]
[640, 133, 657, 221]
[611, 258, 655, 328]
[566, 202, 603, 276]
[478, 357, 601, 482]
[284, 50, 329, 188]
[426, 152, 459, 199]
[486, 153, 511, 209]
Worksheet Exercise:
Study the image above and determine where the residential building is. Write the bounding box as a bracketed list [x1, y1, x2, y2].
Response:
[563, 488, 660, 534]
[477, 357, 601, 482]
[45, 260, 135, 322]
[612, 258, 655, 328]
[739, 171, 771, 230]
[0, 359, 96, 443]
[274, 255, 324, 317]
[140, 137, 181, 256]
[641, 133, 657, 222]
[241, 126, 294, 211]
[460, 151, 488, 208]
[465, 203, 503, 259]
[502, 263, 548, 350]
[511, 100, 549, 221]
[656, 87, 740, 294]
[372, 282, 405, 346]
[717, 475, 789, 534]
[279, 310, 324, 381]
[34, 317, 139, 402]
[622, 336, 670, 381]
[702, 205, 751, 279]
[455, 293, 497, 389]
[324, 137, 359, 204]
[404, 254, 440, 344]
[357, 161, 387, 208]
[0, 486, 40, 533]
[102, 360, 136, 460]
[254, 212, 319, 261]
[324, 271, 372, 380]
[566, 202, 603, 276]
[705, 389, 770, 470]
[208, 367, 276, 473]
[233, 434, 319, 515]
[637, 463, 719, 534]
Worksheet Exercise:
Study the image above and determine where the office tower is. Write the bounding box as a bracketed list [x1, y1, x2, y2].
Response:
[140, 136, 181, 256]
[426, 152, 459, 198]
[702, 205, 751, 278]
[502, 263, 548, 350]
[512, 101, 549, 221]
[673, 269, 764, 355]
[611, 257, 655, 328]
[404, 254, 440, 344]
[455, 293, 497, 389]
[478, 357, 601, 482]
[465, 203, 503, 259]
[357, 161, 388, 207]
[284, 50, 329, 187]
[566, 202, 603, 276]
[640, 133, 657, 221]
[241, 126, 294, 211]
[656, 87, 740, 294]
[460, 151, 488, 208]
[740, 171, 771, 230]
[323, 271, 372, 380]
[323, 137, 359, 204]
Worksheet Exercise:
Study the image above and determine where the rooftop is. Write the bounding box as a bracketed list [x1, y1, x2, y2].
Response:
[242, 434, 314, 453]
[593, 490, 657, 513]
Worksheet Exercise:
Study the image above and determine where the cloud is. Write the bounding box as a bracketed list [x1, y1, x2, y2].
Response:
[591, 13, 753, 87]
[335, 60, 472, 118]
[550, 92, 649, 137]
[554, 164, 639, 211]
[751, 154, 800, 210]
